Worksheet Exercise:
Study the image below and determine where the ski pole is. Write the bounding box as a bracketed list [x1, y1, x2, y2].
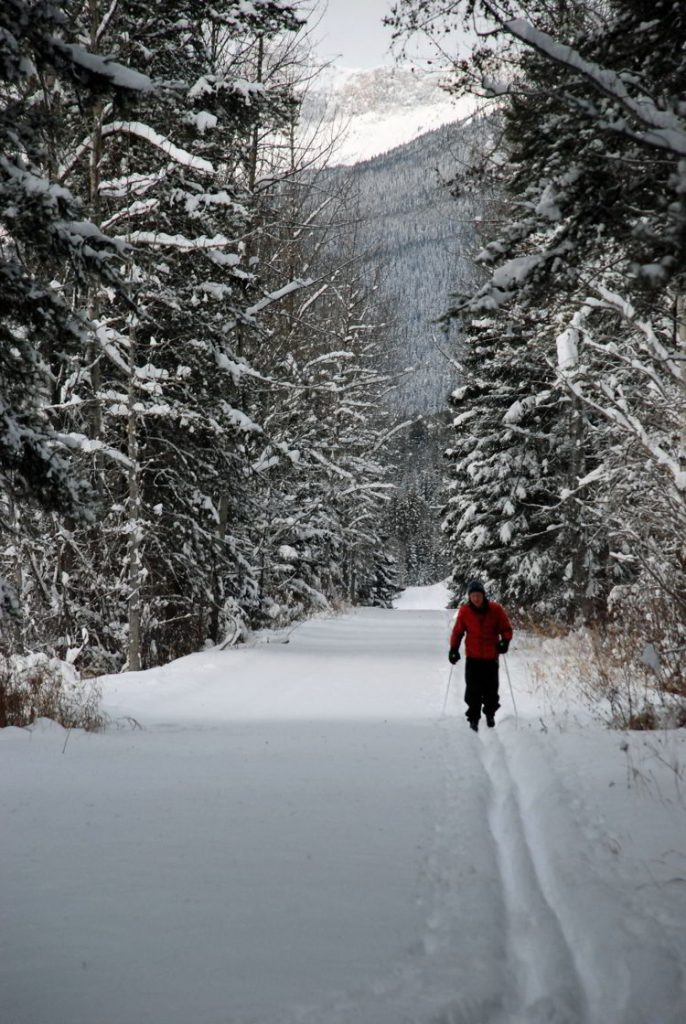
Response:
[441, 663, 455, 718]
[502, 653, 518, 726]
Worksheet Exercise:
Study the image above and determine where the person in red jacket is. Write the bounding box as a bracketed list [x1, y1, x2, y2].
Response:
[448, 580, 513, 732]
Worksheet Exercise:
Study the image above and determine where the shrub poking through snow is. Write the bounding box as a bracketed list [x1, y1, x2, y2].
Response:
[0, 654, 104, 731]
[528, 620, 686, 732]
[578, 625, 684, 731]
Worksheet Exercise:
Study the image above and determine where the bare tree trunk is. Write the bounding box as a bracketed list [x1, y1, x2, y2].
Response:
[677, 292, 686, 463]
[87, 4, 107, 488]
[248, 34, 264, 196]
[127, 323, 143, 671]
[210, 491, 230, 640]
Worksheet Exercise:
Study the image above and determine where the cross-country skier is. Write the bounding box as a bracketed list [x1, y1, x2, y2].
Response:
[448, 580, 513, 732]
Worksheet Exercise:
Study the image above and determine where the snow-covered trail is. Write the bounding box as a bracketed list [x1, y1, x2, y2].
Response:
[1, 592, 684, 1024]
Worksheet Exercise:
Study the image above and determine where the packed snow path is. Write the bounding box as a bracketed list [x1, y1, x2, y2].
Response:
[1, 588, 684, 1024]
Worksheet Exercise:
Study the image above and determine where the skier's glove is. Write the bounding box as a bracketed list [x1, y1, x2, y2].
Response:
[448, 647, 461, 664]
[496, 639, 510, 654]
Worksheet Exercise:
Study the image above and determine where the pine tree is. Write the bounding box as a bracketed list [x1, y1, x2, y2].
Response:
[391, 0, 686, 682]
[3, 1, 305, 665]
[444, 305, 620, 618]
[0, 0, 160, 616]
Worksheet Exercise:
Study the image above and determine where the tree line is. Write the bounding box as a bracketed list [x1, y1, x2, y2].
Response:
[389, 0, 686, 707]
[0, 1, 399, 675]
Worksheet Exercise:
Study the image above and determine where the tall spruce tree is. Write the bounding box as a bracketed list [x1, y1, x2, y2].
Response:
[3, 3, 400, 666]
[2, 2, 305, 666]
[0, 0, 158, 616]
[390, 0, 685, 681]
[60, 1, 303, 667]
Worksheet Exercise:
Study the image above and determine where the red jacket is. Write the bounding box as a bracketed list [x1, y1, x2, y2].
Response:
[450, 600, 513, 661]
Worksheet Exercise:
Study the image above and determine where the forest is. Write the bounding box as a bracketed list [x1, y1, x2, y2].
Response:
[2, 7, 685, 1020]
[1, 0, 403, 685]
[2, 0, 685, 727]
[389, 0, 686, 723]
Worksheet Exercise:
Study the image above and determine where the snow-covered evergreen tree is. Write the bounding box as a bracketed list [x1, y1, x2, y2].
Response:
[3, 3, 402, 665]
[3, 1, 305, 665]
[0, 0, 158, 616]
[391, 0, 686, 683]
[443, 305, 620, 618]
[245, 171, 401, 619]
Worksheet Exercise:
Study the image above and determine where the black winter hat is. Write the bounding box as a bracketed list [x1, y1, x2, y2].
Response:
[467, 579, 486, 595]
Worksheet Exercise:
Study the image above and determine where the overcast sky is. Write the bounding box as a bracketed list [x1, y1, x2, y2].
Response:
[307, 1, 467, 71]
[310, 0, 406, 69]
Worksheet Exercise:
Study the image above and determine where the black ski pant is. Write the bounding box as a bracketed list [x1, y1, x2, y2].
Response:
[464, 657, 500, 724]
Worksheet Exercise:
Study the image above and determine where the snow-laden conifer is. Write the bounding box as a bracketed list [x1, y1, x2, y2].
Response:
[391, 0, 685, 688]
[0, 0, 159, 618]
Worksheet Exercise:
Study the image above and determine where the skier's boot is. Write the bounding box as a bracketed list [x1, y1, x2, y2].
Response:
[468, 718, 478, 732]
[486, 712, 495, 728]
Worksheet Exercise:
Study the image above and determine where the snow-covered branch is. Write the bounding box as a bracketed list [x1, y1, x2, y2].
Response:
[245, 278, 315, 317]
[586, 288, 685, 388]
[101, 122, 214, 174]
[51, 41, 156, 94]
[500, 17, 686, 158]
[94, 324, 130, 374]
[124, 231, 235, 250]
[560, 371, 685, 493]
[56, 432, 132, 469]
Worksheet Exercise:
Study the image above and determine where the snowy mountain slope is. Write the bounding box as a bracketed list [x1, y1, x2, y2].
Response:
[330, 116, 482, 416]
[1, 594, 684, 1024]
[300, 65, 474, 166]
[299, 66, 484, 421]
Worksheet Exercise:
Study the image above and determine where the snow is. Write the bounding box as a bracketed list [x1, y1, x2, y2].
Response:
[641, 643, 662, 673]
[557, 324, 580, 370]
[125, 231, 232, 250]
[187, 111, 218, 134]
[504, 18, 686, 157]
[328, 97, 474, 166]
[101, 197, 159, 230]
[393, 579, 451, 609]
[0, 156, 73, 201]
[99, 169, 167, 198]
[504, 399, 525, 424]
[299, 65, 476, 166]
[1, 590, 685, 1024]
[51, 42, 155, 94]
[102, 121, 215, 174]
[245, 277, 314, 317]
[55, 431, 133, 467]
[492, 253, 545, 290]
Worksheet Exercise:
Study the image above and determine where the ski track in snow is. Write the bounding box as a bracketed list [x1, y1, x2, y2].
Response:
[481, 725, 686, 1024]
[2, 592, 685, 1024]
[481, 731, 589, 1024]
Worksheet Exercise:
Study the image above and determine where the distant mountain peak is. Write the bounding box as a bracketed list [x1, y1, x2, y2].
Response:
[299, 65, 473, 167]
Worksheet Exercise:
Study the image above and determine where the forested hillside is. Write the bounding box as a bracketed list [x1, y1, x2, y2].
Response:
[345, 119, 481, 416]
[322, 117, 485, 588]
